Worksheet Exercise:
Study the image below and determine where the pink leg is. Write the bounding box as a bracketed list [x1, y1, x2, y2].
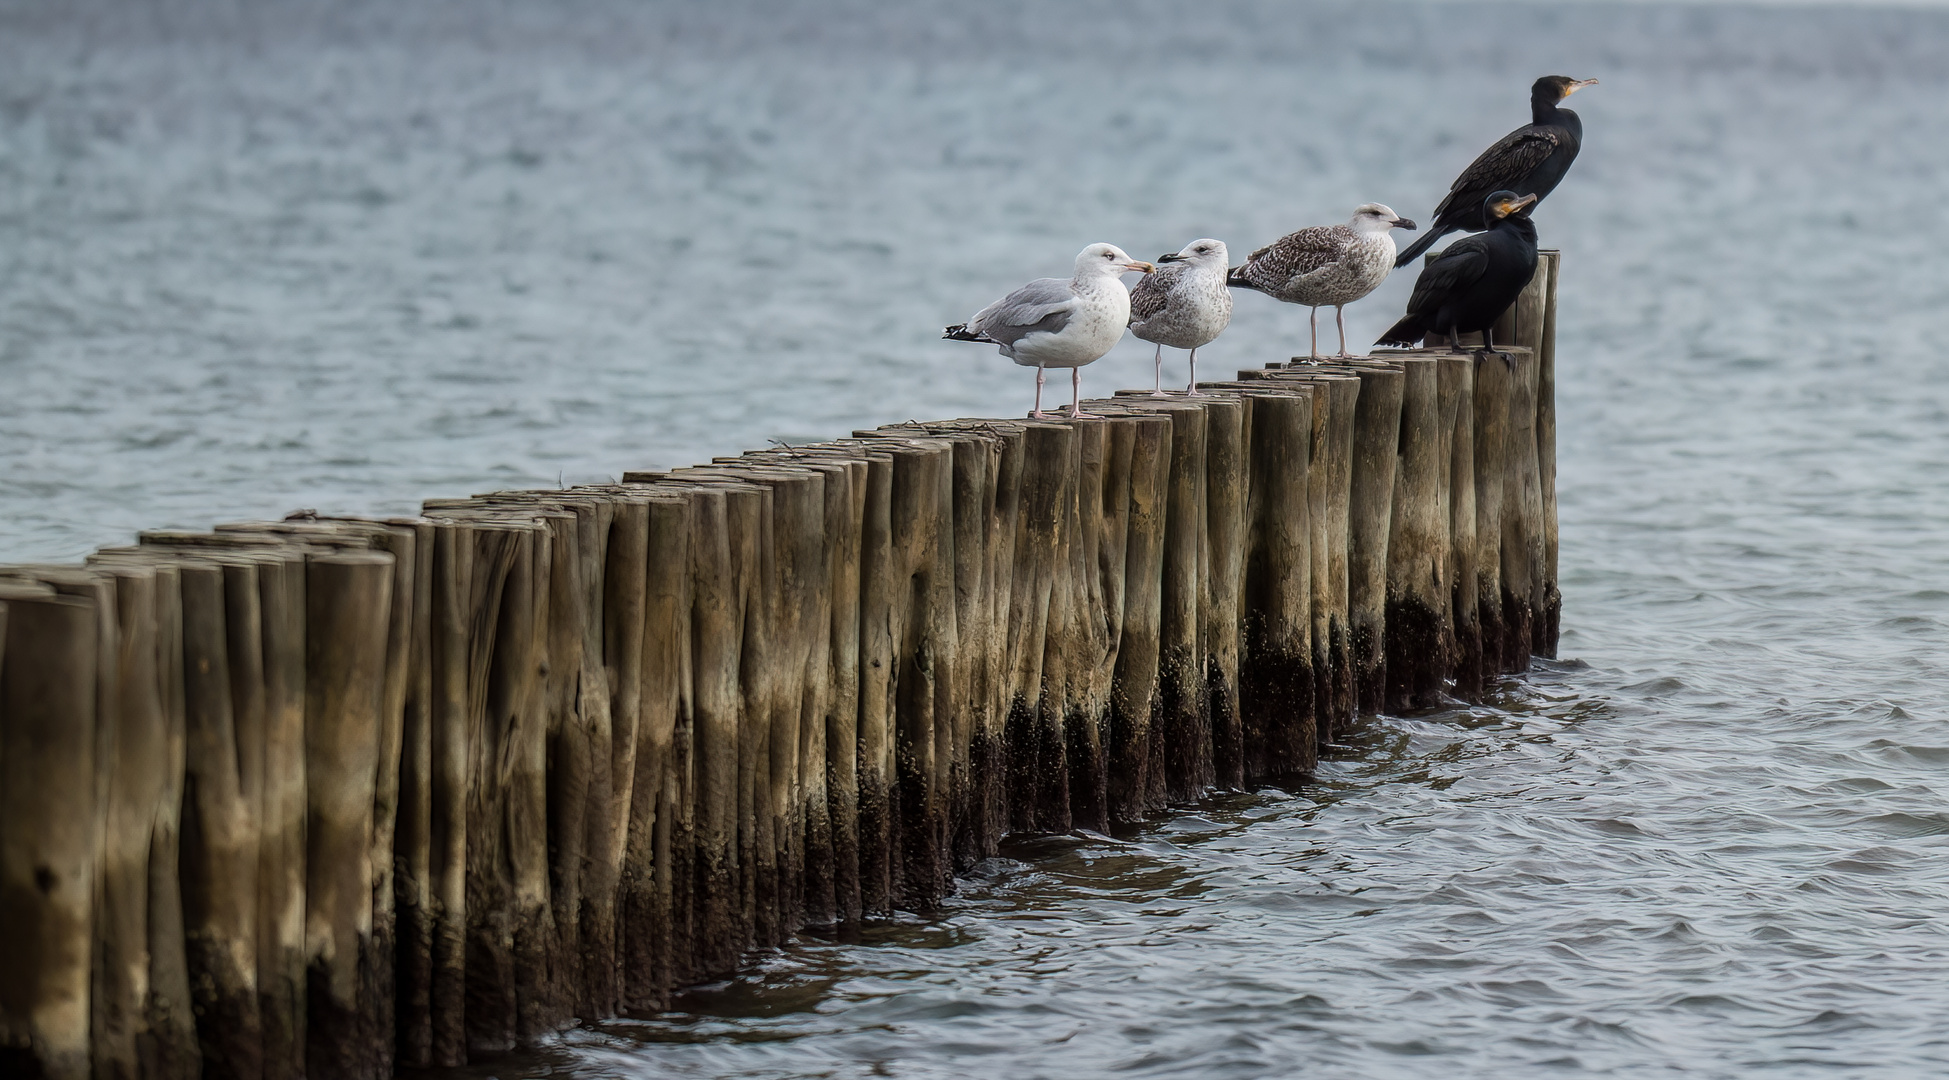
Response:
[1067, 366, 1102, 419]
[1150, 343, 1168, 397]
[1334, 306, 1356, 359]
[1031, 364, 1053, 419]
[1185, 346, 1205, 396]
[1308, 307, 1321, 361]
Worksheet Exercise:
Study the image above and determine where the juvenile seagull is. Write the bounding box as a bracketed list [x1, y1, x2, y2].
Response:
[945, 243, 1154, 419]
[1129, 238, 1231, 396]
[1228, 204, 1415, 361]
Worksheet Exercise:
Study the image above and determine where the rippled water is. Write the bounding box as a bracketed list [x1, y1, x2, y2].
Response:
[8, 0, 1949, 1076]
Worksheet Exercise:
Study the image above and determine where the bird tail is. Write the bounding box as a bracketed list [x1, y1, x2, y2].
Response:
[1374, 313, 1424, 349]
[943, 323, 998, 344]
[1392, 225, 1449, 269]
[1225, 265, 1260, 291]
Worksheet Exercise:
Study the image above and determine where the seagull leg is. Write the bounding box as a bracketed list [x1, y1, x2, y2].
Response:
[1067, 367, 1102, 420]
[1185, 347, 1205, 396]
[1309, 307, 1321, 361]
[1031, 364, 1053, 419]
[1334, 306, 1357, 359]
[1150, 343, 1168, 398]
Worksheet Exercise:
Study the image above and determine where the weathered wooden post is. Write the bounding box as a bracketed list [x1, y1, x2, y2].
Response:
[1385, 357, 1450, 711]
[1153, 403, 1210, 800]
[303, 550, 395, 1080]
[1438, 356, 1482, 697]
[1104, 409, 1170, 817]
[1346, 365, 1404, 715]
[1237, 388, 1314, 776]
[1472, 351, 1512, 681]
[0, 584, 98, 1080]
[1198, 397, 1246, 790]
[1536, 251, 1563, 656]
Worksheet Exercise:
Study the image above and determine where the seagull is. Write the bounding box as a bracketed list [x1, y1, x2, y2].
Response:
[945, 243, 1154, 420]
[1394, 75, 1597, 268]
[1129, 238, 1232, 396]
[1227, 204, 1415, 361]
[1376, 191, 1540, 358]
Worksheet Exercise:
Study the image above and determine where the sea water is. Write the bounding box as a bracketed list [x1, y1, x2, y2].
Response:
[5, 1, 1949, 1075]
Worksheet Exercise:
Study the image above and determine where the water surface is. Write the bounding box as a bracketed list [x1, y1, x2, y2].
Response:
[6, 1, 1949, 1076]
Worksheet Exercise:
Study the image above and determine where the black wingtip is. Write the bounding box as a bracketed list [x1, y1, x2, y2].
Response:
[1374, 315, 1423, 349]
[943, 323, 995, 343]
[1225, 265, 1256, 291]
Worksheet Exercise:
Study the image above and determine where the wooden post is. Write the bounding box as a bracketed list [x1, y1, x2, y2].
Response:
[1106, 411, 1170, 817]
[1238, 389, 1314, 777]
[1065, 419, 1113, 834]
[621, 493, 693, 1006]
[1384, 357, 1450, 712]
[1502, 349, 1542, 674]
[0, 586, 98, 1080]
[1473, 353, 1512, 679]
[1005, 423, 1070, 834]
[1200, 397, 1247, 790]
[250, 552, 308, 1080]
[1347, 366, 1404, 716]
[1536, 251, 1563, 656]
[1155, 404, 1210, 800]
[89, 564, 165, 1080]
[303, 550, 395, 1080]
[1438, 357, 1482, 698]
[177, 558, 264, 1080]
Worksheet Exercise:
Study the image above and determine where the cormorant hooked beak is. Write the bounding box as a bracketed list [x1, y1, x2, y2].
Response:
[1564, 78, 1598, 95]
[1497, 193, 1540, 218]
[1156, 253, 1184, 263]
[1391, 217, 1417, 230]
[1123, 260, 1156, 274]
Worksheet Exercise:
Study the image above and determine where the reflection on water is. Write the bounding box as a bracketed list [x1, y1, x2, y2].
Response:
[10, 0, 1949, 1075]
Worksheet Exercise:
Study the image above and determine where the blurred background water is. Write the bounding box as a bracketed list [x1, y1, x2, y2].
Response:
[6, 0, 1949, 1076]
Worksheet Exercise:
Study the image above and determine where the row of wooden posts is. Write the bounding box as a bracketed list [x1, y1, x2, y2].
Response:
[0, 255, 1560, 1080]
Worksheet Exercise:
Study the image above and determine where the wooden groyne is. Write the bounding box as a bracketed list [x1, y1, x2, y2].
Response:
[0, 255, 1559, 1080]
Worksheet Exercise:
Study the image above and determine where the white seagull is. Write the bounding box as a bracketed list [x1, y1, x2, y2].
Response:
[945, 243, 1154, 420]
[1129, 238, 1232, 396]
[1228, 204, 1416, 360]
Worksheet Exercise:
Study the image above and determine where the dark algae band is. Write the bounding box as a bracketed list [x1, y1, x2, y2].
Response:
[0, 260, 1558, 1080]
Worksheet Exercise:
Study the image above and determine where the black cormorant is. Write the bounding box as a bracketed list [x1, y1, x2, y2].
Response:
[1393, 75, 1596, 268]
[1375, 191, 1539, 357]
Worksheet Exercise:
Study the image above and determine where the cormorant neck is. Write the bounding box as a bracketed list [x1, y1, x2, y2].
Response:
[1494, 215, 1539, 245]
[1530, 92, 1563, 125]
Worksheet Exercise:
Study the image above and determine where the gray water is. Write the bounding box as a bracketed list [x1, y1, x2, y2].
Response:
[7, 1, 1949, 1076]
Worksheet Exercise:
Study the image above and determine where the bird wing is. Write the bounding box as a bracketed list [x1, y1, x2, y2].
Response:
[1127, 266, 1179, 324]
[1406, 236, 1491, 314]
[1432, 129, 1563, 218]
[969, 277, 1078, 347]
[1242, 226, 1351, 289]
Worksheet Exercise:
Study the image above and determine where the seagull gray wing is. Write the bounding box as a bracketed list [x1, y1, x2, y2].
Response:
[969, 277, 1079, 348]
[1240, 225, 1354, 290]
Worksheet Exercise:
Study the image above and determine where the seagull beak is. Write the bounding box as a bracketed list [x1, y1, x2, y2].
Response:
[1566, 78, 1598, 94]
[1156, 253, 1184, 263]
[1391, 217, 1416, 230]
[1123, 261, 1156, 274]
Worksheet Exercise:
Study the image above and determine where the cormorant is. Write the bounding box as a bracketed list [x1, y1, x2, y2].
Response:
[1227, 204, 1415, 360]
[945, 243, 1154, 419]
[1394, 75, 1596, 268]
[1129, 238, 1232, 396]
[1375, 190, 1539, 357]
